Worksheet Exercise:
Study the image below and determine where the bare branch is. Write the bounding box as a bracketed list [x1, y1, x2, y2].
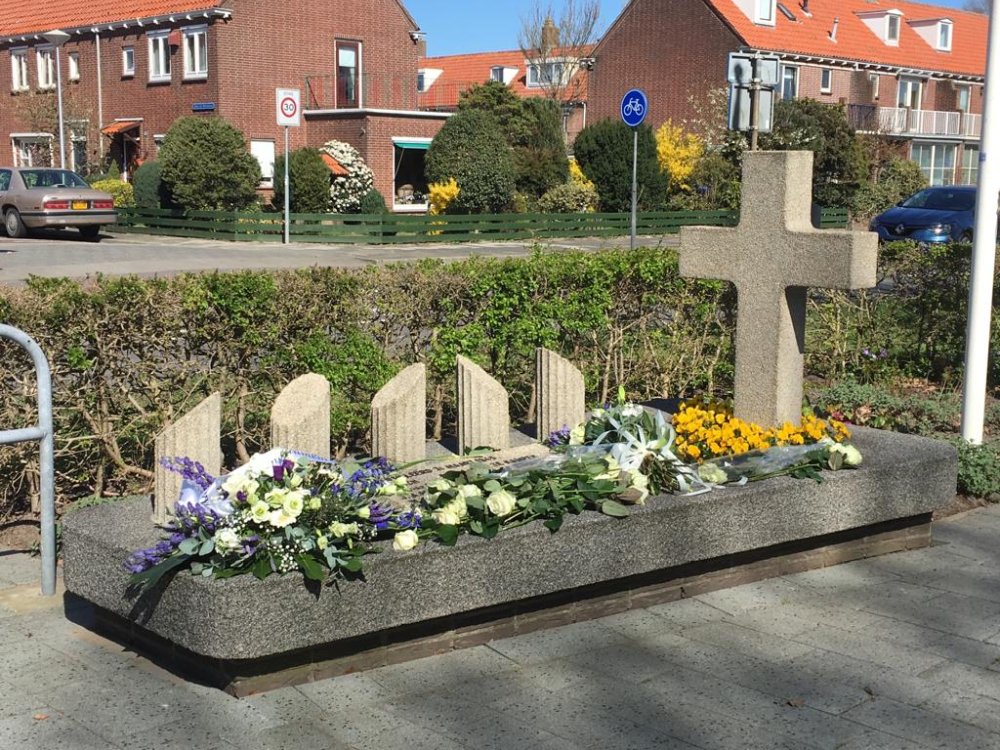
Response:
[517, 0, 600, 103]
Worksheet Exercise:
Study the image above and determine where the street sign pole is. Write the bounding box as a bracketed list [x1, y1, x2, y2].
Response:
[749, 52, 761, 151]
[620, 88, 648, 251]
[283, 126, 290, 245]
[631, 128, 638, 251]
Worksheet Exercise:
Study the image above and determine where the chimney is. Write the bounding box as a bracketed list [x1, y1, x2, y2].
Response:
[541, 16, 560, 53]
[800, 0, 810, 16]
[417, 37, 427, 57]
[829, 17, 840, 42]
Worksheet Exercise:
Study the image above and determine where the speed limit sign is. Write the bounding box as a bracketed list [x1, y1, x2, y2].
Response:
[276, 88, 301, 127]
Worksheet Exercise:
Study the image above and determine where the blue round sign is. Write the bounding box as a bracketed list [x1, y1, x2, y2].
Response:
[620, 88, 648, 127]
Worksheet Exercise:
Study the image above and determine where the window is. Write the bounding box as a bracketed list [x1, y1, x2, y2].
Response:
[10, 49, 28, 91]
[869, 73, 880, 101]
[490, 66, 504, 83]
[756, 0, 775, 24]
[393, 139, 431, 210]
[122, 46, 135, 76]
[250, 139, 275, 187]
[911, 142, 956, 186]
[897, 77, 922, 109]
[527, 61, 565, 88]
[12, 136, 53, 167]
[68, 52, 80, 82]
[0, 170, 10, 192]
[938, 21, 952, 51]
[780, 65, 798, 100]
[148, 31, 171, 82]
[957, 84, 971, 113]
[36, 46, 55, 89]
[887, 14, 900, 43]
[416, 71, 425, 92]
[183, 26, 208, 79]
[820, 68, 832, 94]
[70, 130, 88, 174]
[961, 145, 978, 184]
[336, 40, 360, 108]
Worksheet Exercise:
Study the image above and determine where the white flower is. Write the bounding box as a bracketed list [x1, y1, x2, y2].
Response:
[393, 529, 419, 551]
[329, 521, 359, 539]
[698, 463, 728, 485]
[213, 528, 242, 555]
[316, 534, 329, 551]
[569, 424, 586, 446]
[221, 474, 260, 502]
[307, 497, 322, 511]
[268, 509, 297, 528]
[444, 497, 468, 520]
[356, 505, 371, 519]
[249, 501, 270, 524]
[829, 443, 863, 467]
[282, 490, 307, 518]
[430, 478, 453, 492]
[486, 489, 517, 517]
[620, 404, 645, 418]
[458, 484, 483, 501]
[628, 471, 650, 504]
[596, 454, 622, 481]
[432, 508, 461, 526]
[265, 487, 292, 509]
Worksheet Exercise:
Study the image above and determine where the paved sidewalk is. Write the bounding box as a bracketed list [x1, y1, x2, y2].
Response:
[1, 506, 999, 750]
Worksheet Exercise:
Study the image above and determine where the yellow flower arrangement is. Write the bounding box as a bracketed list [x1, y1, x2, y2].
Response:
[672, 398, 850, 463]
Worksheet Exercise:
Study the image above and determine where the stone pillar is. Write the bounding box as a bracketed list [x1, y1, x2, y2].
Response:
[371, 363, 426, 464]
[271, 373, 331, 459]
[457, 355, 509, 452]
[536, 348, 585, 442]
[154, 393, 221, 525]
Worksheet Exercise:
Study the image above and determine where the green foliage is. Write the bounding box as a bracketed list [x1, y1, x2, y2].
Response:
[952, 440, 1000, 500]
[573, 120, 667, 212]
[90, 179, 135, 208]
[106, 159, 120, 181]
[359, 188, 388, 214]
[426, 109, 515, 213]
[760, 99, 868, 208]
[851, 157, 928, 222]
[458, 81, 530, 142]
[272, 148, 331, 214]
[538, 181, 598, 213]
[666, 151, 741, 210]
[132, 161, 172, 210]
[158, 116, 261, 211]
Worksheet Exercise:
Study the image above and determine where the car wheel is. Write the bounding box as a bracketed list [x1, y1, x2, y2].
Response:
[79, 226, 101, 241]
[4, 208, 26, 239]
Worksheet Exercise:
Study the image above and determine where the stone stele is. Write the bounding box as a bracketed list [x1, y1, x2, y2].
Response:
[271, 373, 331, 459]
[153, 393, 221, 525]
[536, 347, 585, 442]
[371, 363, 426, 464]
[678, 150, 877, 427]
[457, 355, 510, 452]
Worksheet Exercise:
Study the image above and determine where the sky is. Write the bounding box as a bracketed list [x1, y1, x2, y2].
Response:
[404, 0, 976, 57]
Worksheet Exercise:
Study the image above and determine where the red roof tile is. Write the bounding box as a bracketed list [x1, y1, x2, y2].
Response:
[704, 0, 986, 78]
[0, 1, 224, 38]
[321, 152, 349, 176]
[418, 47, 591, 110]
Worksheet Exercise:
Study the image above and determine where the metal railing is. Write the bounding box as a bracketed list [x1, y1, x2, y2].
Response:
[0, 325, 55, 596]
[847, 104, 980, 138]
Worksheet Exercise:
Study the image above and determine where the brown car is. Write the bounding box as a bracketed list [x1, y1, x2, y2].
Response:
[0, 167, 117, 241]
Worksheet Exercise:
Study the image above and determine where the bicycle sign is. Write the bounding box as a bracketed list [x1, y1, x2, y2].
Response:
[620, 88, 648, 127]
[276, 88, 301, 127]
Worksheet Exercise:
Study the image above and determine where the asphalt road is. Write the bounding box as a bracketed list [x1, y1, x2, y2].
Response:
[0, 228, 676, 285]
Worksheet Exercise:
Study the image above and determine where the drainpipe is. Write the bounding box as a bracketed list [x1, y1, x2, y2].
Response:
[95, 29, 104, 160]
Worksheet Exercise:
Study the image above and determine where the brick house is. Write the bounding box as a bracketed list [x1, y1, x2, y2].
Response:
[588, 0, 987, 186]
[1, 0, 448, 209]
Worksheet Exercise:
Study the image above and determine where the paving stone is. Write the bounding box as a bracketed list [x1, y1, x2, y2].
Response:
[241, 722, 354, 750]
[645, 596, 731, 628]
[0, 680, 48, 719]
[921, 632, 1000, 671]
[693, 577, 810, 614]
[679, 620, 816, 661]
[114, 720, 233, 750]
[862, 590, 1000, 641]
[832, 728, 932, 750]
[365, 643, 515, 693]
[484, 619, 629, 665]
[0, 553, 44, 586]
[780, 559, 903, 590]
[919, 660, 1000, 702]
[864, 545, 984, 581]
[0, 709, 112, 750]
[921, 561, 1000, 604]
[843, 695, 1000, 750]
[790, 624, 949, 675]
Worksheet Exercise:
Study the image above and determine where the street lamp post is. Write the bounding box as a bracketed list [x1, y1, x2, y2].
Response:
[42, 29, 70, 170]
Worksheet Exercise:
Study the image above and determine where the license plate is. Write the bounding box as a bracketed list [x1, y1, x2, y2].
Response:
[71, 200, 88, 210]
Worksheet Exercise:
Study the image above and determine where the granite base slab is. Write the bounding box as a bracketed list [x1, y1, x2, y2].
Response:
[62, 427, 957, 694]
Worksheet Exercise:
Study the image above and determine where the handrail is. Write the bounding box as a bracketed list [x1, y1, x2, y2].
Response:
[0, 325, 56, 596]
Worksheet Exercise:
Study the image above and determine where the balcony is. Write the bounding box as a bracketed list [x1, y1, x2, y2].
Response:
[847, 104, 981, 139]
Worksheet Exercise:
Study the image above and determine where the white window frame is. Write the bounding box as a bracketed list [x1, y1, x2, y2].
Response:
[147, 31, 171, 83]
[122, 46, 135, 77]
[820, 68, 832, 94]
[36, 46, 55, 90]
[11, 133, 54, 167]
[780, 65, 798, 100]
[490, 66, 504, 83]
[938, 21, 952, 52]
[755, 0, 776, 25]
[68, 51, 80, 82]
[526, 60, 566, 88]
[956, 84, 971, 113]
[10, 48, 29, 92]
[897, 76, 923, 110]
[250, 139, 275, 187]
[392, 137, 432, 212]
[182, 25, 208, 80]
[886, 13, 901, 45]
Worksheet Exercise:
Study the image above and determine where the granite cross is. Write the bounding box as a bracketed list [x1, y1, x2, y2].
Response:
[678, 150, 878, 427]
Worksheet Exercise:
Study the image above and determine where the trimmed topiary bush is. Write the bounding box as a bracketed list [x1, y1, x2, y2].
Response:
[538, 182, 598, 213]
[319, 140, 374, 214]
[132, 161, 171, 209]
[158, 116, 261, 211]
[359, 188, 388, 215]
[272, 148, 332, 214]
[574, 120, 666, 212]
[90, 178, 135, 208]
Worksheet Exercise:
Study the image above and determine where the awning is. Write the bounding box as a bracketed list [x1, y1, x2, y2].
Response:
[393, 140, 431, 150]
[100, 120, 141, 137]
[321, 153, 349, 176]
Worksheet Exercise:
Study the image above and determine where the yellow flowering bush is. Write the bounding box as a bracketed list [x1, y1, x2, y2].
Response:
[672, 398, 850, 463]
[568, 159, 595, 191]
[655, 120, 704, 192]
[428, 178, 460, 216]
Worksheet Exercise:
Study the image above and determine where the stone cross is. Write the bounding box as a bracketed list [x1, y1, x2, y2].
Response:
[678, 151, 877, 427]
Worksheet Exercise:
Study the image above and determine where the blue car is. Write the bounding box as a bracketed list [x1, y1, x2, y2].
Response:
[869, 185, 977, 243]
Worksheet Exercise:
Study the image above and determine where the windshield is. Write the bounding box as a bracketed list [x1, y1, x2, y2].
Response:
[900, 189, 976, 212]
[19, 169, 90, 189]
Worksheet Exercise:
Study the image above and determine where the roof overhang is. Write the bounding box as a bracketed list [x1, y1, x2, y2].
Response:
[1, 7, 232, 45]
[741, 46, 983, 84]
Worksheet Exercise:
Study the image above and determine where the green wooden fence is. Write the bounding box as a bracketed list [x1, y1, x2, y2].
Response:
[114, 207, 850, 244]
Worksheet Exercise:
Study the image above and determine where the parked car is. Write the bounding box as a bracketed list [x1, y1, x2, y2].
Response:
[869, 185, 978, 244]
[0, 167, 117, 241]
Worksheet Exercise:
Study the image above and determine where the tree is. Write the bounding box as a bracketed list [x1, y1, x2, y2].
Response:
[272, 148, 331, 213]
[518, 0, 599, 104]
[573, 120, 667, 212]
[426, 109, 515, 213]
[964, 0, 990, 12]
[759, 99, 868, 209]
[159, 116, 261, 211]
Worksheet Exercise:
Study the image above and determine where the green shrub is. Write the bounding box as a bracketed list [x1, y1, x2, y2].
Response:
[359, 188, 388, 214]
[158, 116, 261, 211]
[132, 161, 171, 209]
[953, 440, 1000, 500]
[573, 120, 666, 212]
[272, 148, 331, 214]
[852, 158, 928, 222]
[512, 98, 569, 198]
[538, 182, 598, 213]
[90, 179, 135, 208]
[426, 109, 515, 213]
